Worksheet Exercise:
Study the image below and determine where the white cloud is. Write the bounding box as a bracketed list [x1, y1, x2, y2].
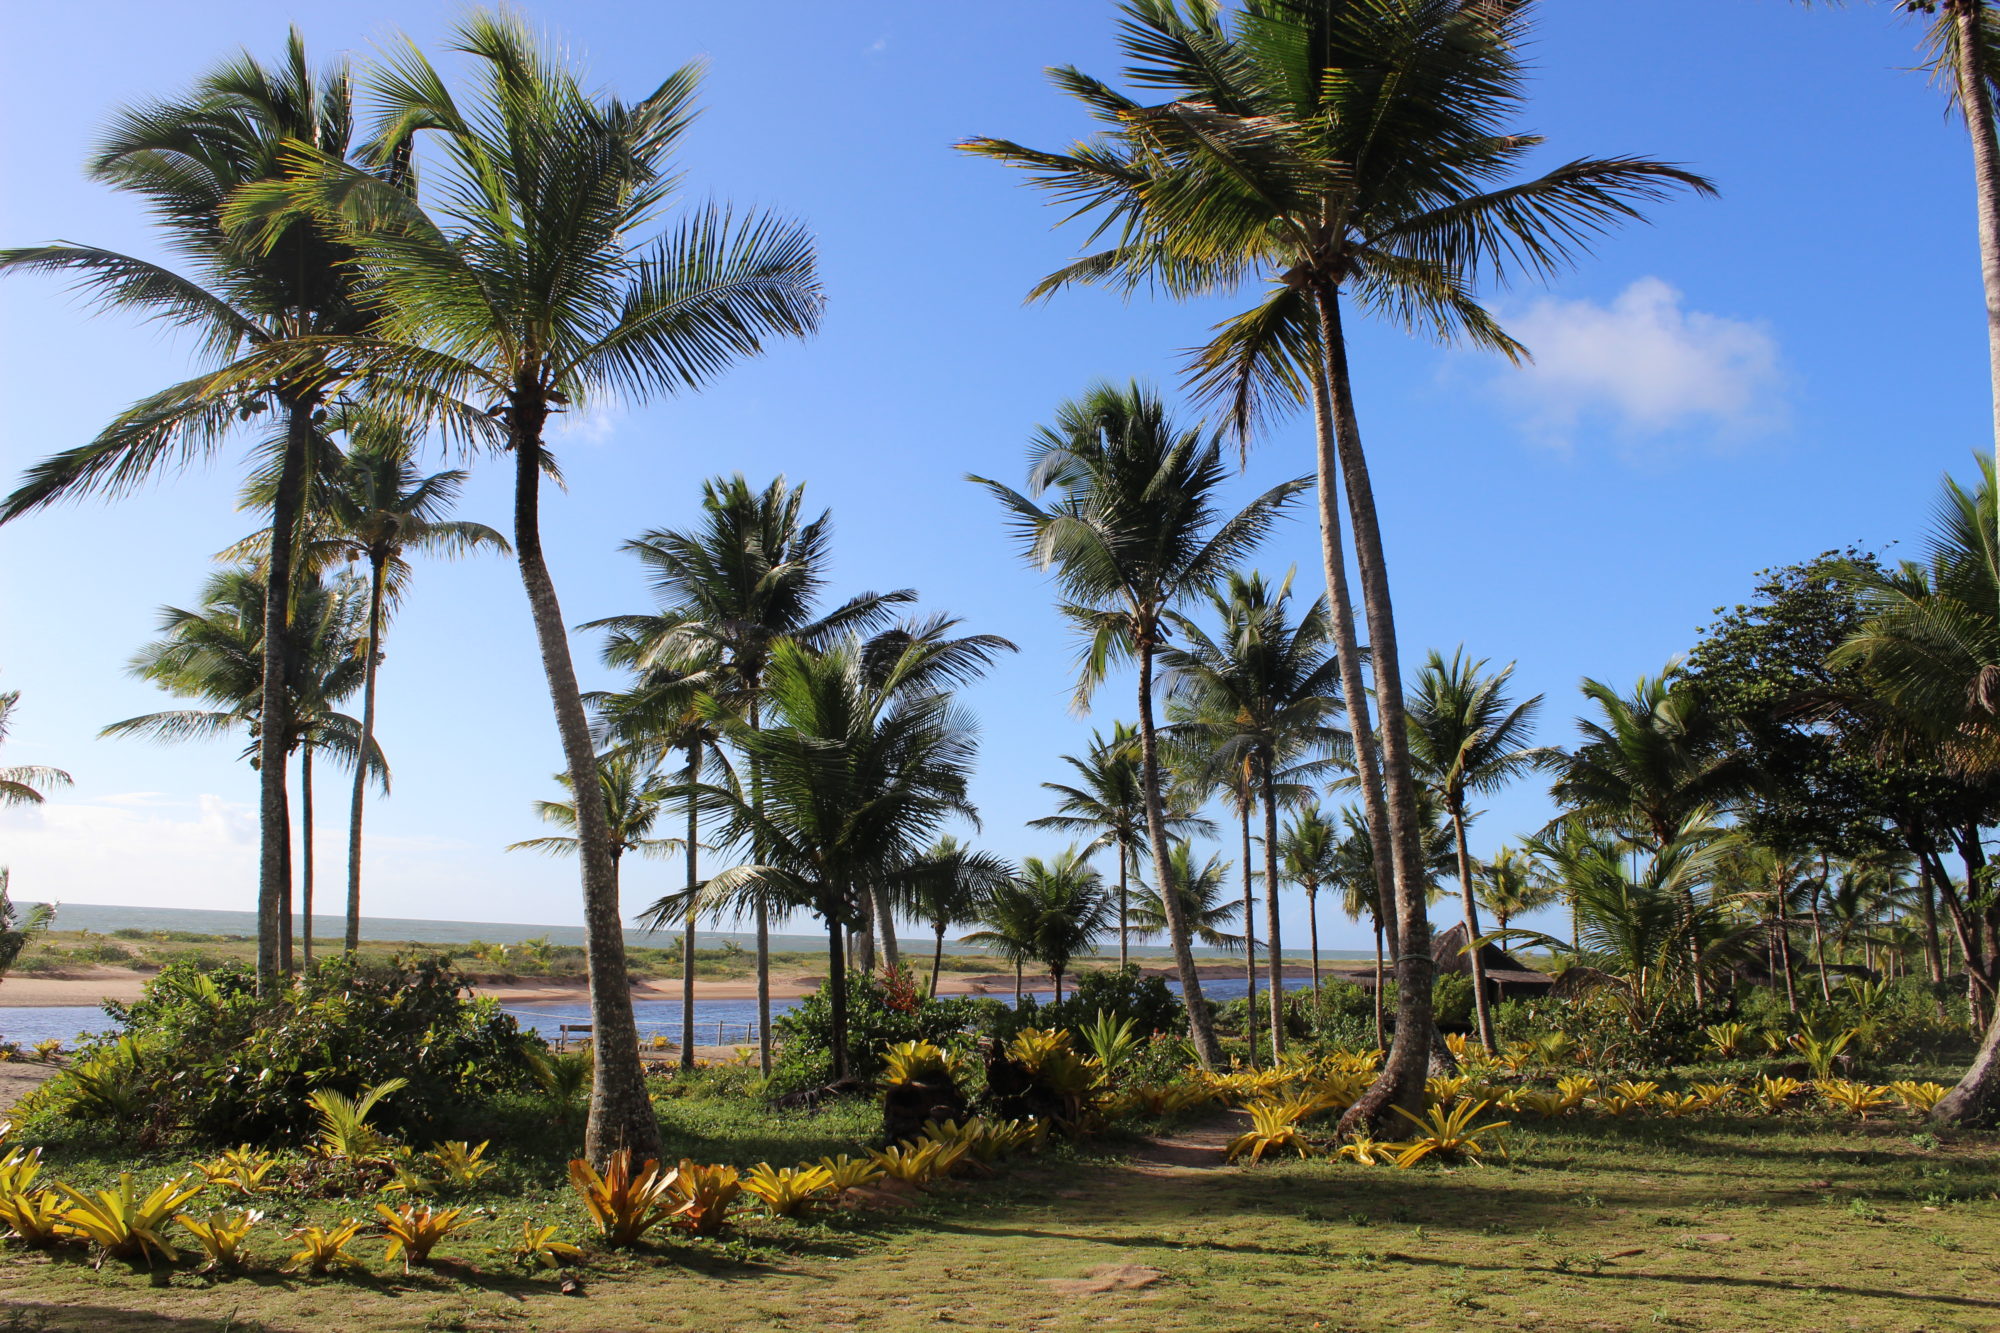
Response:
[550, 394, 625, 445]
[1493, 278, 1786, 448]
[866, 36, 888, 54]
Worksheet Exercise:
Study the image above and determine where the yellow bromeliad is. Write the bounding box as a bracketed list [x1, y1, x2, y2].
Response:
[54, 1172, 204, 1267]
[1890, 1080, 1949, 1114]
[1383, 1099, 1510, 1168]
[286, 1219, 365, 1275]
[1817, 1079, 1895, 1120]
[742, 1163, 835, 1217]
[377, 1202, 471, 1271]
[1225, 1098, 1316, 1165]
[666, 1161, 743, 1235]
[174, 1208, 261, 1271]
[567, 1151, 683, 1247]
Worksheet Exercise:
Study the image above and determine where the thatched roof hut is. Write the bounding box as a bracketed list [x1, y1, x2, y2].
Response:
[1430, 922, 1553, 1001]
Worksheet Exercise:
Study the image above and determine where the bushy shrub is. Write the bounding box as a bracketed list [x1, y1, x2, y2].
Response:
[1296, 979, 1380, 1050]
[30, 954, 541, 1146]
[983, 966, 1184, 1046]
[1431, 973, 1475, 1030]
[769, 972, 983, 1095]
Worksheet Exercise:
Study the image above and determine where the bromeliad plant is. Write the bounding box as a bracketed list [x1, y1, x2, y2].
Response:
[1753, 1075, 1808, 1113]
[1078, 1010, 1143, 1074]
[1225, 1098, 1319, 1165]
[54, 1173, 205, 1267]
[817, 1153, 886, 1192]
[287, 1219, 365, 1275]
[1817, 1079, 1895, 1120]
[881, 1040, 957, 1088]
[567, 1152, 684, 1248]
[1891, 1080, 1950, 1114]
[665, 1161, 743, 1235]
[1788, 1027, 1857, 1082]
[1383, 1099, 1510, 1168]
[504, 1220, 584, 1270]
[741, 1163, 835, 1218]
[174, 1209, 261, 1272]
[376, 1202, 472, 1271]
[427, 1140, 497, 1190]
[196, 1146, 278, 1197]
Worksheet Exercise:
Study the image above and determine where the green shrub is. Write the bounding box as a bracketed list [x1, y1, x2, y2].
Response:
[982, 966, 1183, 1046]
[769, 974, 983, 1095]
[31, 954, 541, 1146]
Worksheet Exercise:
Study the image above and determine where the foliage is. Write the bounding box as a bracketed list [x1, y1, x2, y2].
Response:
[665, 1160, 743, 1235]
[567, 1152, 683, 1247]
[880, 1040, 956, 1088]
[38, 955, 541, 1146]
[172, 1208, 260, 1272]
[306, 1078, 406, 1159]
[286, 1219, 365, 1275]
[195, 1146, 277, 1197]
[1225, 1099, 1318, 1165]
[1077, 1010, 1143, 1073]
[375, 1202, 471, 1271]
[504, 1220, 583, 1270]
[1383, 1100, 1511, 1168]
[816, 1153, 885, 1192]
[741, 1162, 835, 1217]
[770, 974, 982, 1094]
[53, 1172, 203, 1266]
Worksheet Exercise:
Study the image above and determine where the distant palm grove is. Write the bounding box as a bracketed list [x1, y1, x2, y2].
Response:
[2, 10, 2000, 1322]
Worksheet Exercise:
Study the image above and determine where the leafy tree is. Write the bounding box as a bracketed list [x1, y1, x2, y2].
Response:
[895, 836, 1017, 996]
[1012, 847, 1116, 1002]
[973, 379, 1306, 1065]
[240, 13, 824, 1164]
[1406, 648, 1554, 1050]
[1164, 569, 1343, 1057]
[1129, 840, 1244, 952]
[0, 684, 72, 807]
[1476, 847, 1560, 936]
[589, 475, 910, 1072]
[1031, 721, 1213, 966]
[962, 0, 1711, 1128]
[0, 34, 388, 987]
[1278, 807, 1340, 988]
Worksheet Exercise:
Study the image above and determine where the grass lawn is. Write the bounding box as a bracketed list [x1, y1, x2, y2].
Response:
[3, 1110, 1996, 1333]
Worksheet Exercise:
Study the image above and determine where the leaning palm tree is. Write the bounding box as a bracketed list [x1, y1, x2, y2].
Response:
[1278, 807, 1340, 989]
[972, 379, 1307, 1065]
[895, 837, 1017, 996]
[0, 33, 389, 988]
[589, 475, 909, 1073]
[1406, 648, 1554, 1051]
[309, 411, 506, 952]
[1014, 847, 1115, 1003]
[0, 685, 73, 807]
[962, 0, 1713, 1129]
[235, 13, 824, 1164]
[105, 566, 383, 968]
[1031, 722, 1214, 966]
[1164, 568, 1345, 1057]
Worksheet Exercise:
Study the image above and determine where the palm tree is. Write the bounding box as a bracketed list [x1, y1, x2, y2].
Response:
[1030, 722, 1214, 966]
[1130, 841, 1243, 953]
[105, 567, 384, 968]
[673, 633, 986, 1080]
[962, 0, 1712, 1128]
[1013, 848, 1115, 1002]
[1278, 807, 1340, 990]
[972, 379, 1307, 1066]
[1406, 648, 1554, 1051]
[0, 34, 388, 988]
[0, 685, 73, 807]
[1478, 847, 1560, 937]
[507, 751, 679, 888]
[1164, 568, 1344, 1057]
[308, 411, 507, 953]
[965, 877, 1042, 1003]
[896, 837, 1017, 996]
[0, 869, 55, 984]
[242, 13, 824, 1164]
[589, 474, 910, 1074]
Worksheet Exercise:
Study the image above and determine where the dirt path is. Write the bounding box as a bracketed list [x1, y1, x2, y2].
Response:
[1126, 1108, 1244, 1175]
[0, 1061, 57, 1117]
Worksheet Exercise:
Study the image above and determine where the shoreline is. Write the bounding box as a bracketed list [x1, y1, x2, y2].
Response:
[0, 960, 1364, 1009]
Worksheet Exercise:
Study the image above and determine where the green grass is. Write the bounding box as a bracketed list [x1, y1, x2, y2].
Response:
[3, 1106, 1995, 1332]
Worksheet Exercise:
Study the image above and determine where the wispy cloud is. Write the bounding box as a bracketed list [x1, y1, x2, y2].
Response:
[866, 35, 888, 54]
[1493, 278, 1786, 450]
[551, 394, 625, 445]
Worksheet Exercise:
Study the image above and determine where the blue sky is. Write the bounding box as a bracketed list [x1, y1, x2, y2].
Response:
[0, 0, 1988, 951]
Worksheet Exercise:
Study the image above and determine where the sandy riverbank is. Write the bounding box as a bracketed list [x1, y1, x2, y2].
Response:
[0, 959, 1359, 1009]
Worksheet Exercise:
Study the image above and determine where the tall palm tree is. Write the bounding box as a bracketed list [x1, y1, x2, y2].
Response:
[589, 474, 910, 1074]
[972, 379, 1307, 1066]
[896, 836, 1017, 996]
[1164, 568, 1344, 1057]
[1406, 648, 1554, 1050]
[0, 33, 389, 988]
[308, 411, 507, 953]
[1130, 841, 1243, 952]
[0, 685, 73, 807]
[1012, 848, 1115, 1002]
[1278, 807, 1340, 989]
[1031, 721, 1214, 966]
[242, 13, 823, 1164]
[1477, 846, 1560, 937]
[105, 567, 384, 968]
[962, 0, 1712, 1127]
[672, 633, 987, 1080]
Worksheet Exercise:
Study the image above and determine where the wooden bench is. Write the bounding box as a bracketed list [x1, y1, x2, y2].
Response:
[556, 1023, 593, 1051]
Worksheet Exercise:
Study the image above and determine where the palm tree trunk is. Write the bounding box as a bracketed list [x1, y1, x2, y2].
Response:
[1118, 842, 1129, 970]
[300, 743, 314, 970]
[1931, 999, 2000, 1128]
[826, 908, 850, 1081]
[511, 422, 659, 1166]
[1810, 887, 1834, 1005]
[1920, 862, 1946, 985]
[344, 554, 388, 955]
[1135, 639, 1224, 1066]
[876, 885, 901, 971]
[1014, 960, 1023, 1004]
[1302, 313, 1399, 966]
[681, 736, 700, 1071]
[1053, 965, 1064, 1005]
[1315, 284, 1434, 1134]
[1372, 918, 1385, 1051]
[930, 925, 946, 996]
[1240, 792, 1258, 1064]
[748, 698, 773, 1079]
[1261, 771, 1286, 1060]
[1307, 885, 1321, 992]
[855, 901, 877, 975]
[256, 400, 312, 992]
[1449, 801, 1494, 1053]
[1950, 0, 2000, 522]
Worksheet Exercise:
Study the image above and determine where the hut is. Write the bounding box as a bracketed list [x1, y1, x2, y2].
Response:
[1429, 922, 1554, 1004]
